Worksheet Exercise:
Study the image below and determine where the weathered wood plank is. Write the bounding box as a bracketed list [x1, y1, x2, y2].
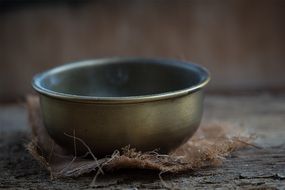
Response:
[0, 95, 284, 189]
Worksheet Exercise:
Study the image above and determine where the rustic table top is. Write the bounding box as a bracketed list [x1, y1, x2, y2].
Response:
[0, 94, 284, 189]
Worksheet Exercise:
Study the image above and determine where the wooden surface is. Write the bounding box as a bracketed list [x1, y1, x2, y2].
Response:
[0, 94, 285, 189]
[1, 0, 285, 100]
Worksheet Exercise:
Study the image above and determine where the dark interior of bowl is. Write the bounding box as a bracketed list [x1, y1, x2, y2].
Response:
[38, 59, 208, 97]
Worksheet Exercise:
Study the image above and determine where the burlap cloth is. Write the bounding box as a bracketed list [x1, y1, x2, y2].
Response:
[26, 96, 253, 179]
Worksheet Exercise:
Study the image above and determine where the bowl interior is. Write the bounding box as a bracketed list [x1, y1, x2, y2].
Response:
[36, 59, 208, 97]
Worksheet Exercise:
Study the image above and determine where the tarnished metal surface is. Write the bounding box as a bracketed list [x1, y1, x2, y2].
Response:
[33, 58, 210, 156]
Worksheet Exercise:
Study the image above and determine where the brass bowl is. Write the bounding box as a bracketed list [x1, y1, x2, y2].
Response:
[32, 58, 210, 157]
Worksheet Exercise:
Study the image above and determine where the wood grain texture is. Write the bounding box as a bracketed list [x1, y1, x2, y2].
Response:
[0, 94, 284, 189]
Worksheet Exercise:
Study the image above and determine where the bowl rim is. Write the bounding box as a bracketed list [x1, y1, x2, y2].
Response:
[32, 57, 210, 104]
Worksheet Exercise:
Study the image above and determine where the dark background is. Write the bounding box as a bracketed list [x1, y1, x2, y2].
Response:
[1, 0, 285, 101]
